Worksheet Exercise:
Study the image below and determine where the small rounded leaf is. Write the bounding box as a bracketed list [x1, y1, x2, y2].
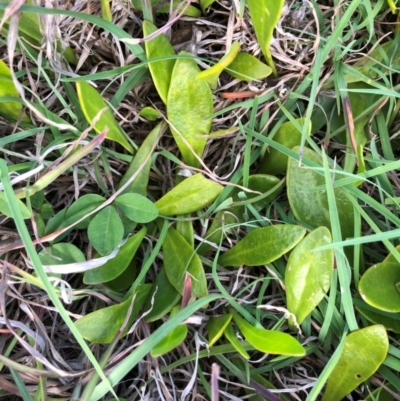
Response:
[218, 224, 306, 267]
[226, 52, 272, 81]
[114, 193, 158, 223]
[321, 325, 388, 401]
[359, 262, 400, 313]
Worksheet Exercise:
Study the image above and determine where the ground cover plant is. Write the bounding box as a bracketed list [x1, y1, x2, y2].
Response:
[0, 0, 400, 399]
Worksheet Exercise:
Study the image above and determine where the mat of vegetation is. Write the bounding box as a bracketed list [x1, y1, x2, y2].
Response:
[0, 0, 400, 400]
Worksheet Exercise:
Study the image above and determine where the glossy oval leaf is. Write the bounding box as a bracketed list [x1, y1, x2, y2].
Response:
[155, 173, 223, 216]
[65, 194, 106, 230]
[223, 322, 250, 359]
[143, 20, 176, 104]
[259, 118, 311, 175]
[76, 81, 134, 153]
[114, 193, 158, 223]
[246, 0, 285, 76]
[0, 60, 30, 122]
[87, 206, 124, 256]
[151, 306, 188, 357]
[218, 224, 306, 267]
[84, 227, 146, 284]
[167, 53, 213, 167]
[163, 226, 208, 298]
[359, 262, 400, 313]
[144, 266, 181, 322]
[321, 325, 388, 401]
[285, 227, 334, 326]
[38, 243, 86, 265]
[117, 122, 165, 196]
[207, 314, 233, 346]
[226, 52, 272, 82]
[197, 42, 240, 89]
[0, 191, 31, 219]
[232, 312, 305, 356]
[74, 285, 152, 344]
[139, 106, 161, 121]
[287, 147, 355, 243]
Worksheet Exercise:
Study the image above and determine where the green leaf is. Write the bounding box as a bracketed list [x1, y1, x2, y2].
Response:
[218, 224, 306, 267]
[139, 106, 161, 121]
[163, 226, 208, 298]
[359, 262, 400, 313]
[117, 122, 166, 196]
[321, 325, 388, 401]
[75, 285, 152, 343]
[143, 20, 176, 104]
[155, 173, 223, 216]
[197, 42, 240, 89]
[285, 227, 334, 326]
[0, 60, 30, 122]
[232, 312, 305, 356]
[150, 305, 188, 357]
[259, 118, 311, 175]
[0, 191, 31, 219]
[167, 53, 213, 167]
[225, 52, 272, 81]
[207, 314, 233, 346]
[223, 322, 250, 359]
[246, 0, 285, 76]
[114, 193, 158, 223]
[198, 174, 281, 255]
[38, 243, 85, 265]
[287, 147, 355, 243]
[66, 194, 106, 229]
[200, 0, 217, 13]
[76, 81, 134, 153]
[144, 266, 181, 322]
[84, 227, 146, 284]
[87, 206, 124, 256]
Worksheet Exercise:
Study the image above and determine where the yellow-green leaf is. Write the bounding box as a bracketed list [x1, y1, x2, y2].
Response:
[223, 322, 250, 359]
[285, 227, 334, 326]
[167, 53, 213, 167]
[143, 20, 176, 104]
[207, 314, 233, 346]
[197, 42, 240, 89]
[76, 81, 134, 153]
[226, 52, 272, 82]
[155, 173, 223, 216]
[246, 0, 285, 76]
[218, 224, 306, 267]
[321, 325, 388, 401]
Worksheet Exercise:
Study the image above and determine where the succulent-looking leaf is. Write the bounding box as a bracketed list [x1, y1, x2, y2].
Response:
[87, 206, 124, 256]
[84, 227, 146, 285]
[226, 52, 272, 82]
[197, 42, 240, 89]
[0, 60, 30, 122]
[114, 193, 158, 223]
[75, 285, 152, 343]
[321, 325, 388, 401]
[246, 0, 285, 76]
[232, 312, 305, 356]
[151, 306, 188, 357]
[218, 224, 306, 267]
[143, 20, 176, 104]
[287, 147, 355, 243]
[259, 118, 311, 175]
[144, 266, 181, 322]
[162, 226, 208, 298]
[167, 53, 213, 167]
[76, 81, 134, 153]
[285, 227, 334, 326]
[223, 322, 250, 359]
[359, 262, 400, 313]
[139, 106, 161, 121]
[207, 314, 233, 346]
[155, 173, 223, 216]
